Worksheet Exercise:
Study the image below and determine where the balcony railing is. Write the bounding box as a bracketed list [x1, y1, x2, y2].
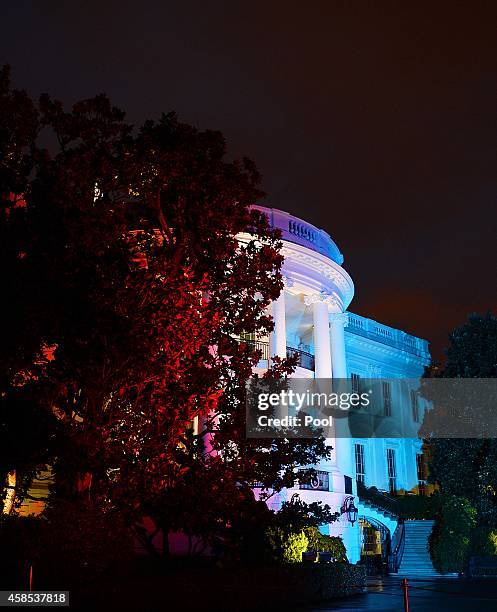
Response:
[347, 312, 430, 360]
[251, 206, 344, 264]
[240, 339, 315, 371]
[241, 338, 270, 361]
[286, 346, 315, 371]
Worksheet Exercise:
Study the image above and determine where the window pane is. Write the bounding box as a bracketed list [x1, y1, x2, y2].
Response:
[386, 448, 396, 493]
[355, 443, 365, 484]
[383, 382, 392, 417]
[351, 373, 361, 393]
[411, 390, 419, 422]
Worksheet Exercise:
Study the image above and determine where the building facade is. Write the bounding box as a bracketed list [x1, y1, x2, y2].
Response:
[244, 206, 430, 564]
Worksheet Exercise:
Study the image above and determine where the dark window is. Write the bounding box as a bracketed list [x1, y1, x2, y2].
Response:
[351, 373, 361, 393]
[411, 390, 419, 423]
[416, 454, 427, 496]
[386, 448, 397, 493]
[382, 382, 392, 417]
[344, 475, 353, 494]
[355, 444, 365, 484]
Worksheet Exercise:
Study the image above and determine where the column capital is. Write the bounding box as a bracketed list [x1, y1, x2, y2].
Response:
[329, 312, 349, 327]
[304, 290, 339, 308]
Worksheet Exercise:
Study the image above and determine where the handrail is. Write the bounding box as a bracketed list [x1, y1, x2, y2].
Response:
[388, 521, 405, 573]
[239, 339, 316, 371]
[286, 346, 315, 371]
[240, 338, 270, 361]
[357, 482, 399, 516]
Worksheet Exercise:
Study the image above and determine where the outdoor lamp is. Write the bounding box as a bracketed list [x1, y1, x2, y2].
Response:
[341, 496, 359, 526]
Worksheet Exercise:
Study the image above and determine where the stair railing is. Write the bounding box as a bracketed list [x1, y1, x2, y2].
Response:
[388, 520, 405, 573]
[357, 481, 399, 516]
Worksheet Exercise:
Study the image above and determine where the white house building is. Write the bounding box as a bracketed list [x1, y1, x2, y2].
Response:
[244, 206, 431, 565]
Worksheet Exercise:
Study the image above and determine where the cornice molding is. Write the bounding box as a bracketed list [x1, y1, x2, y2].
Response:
[345, 334, 430, 366]
[281, 241, 354, 308]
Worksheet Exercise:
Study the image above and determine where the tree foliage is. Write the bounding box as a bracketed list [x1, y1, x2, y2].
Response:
[0, 66, 331, 555]
[425, 313, 497, 527]
[443, 312, 497, 378]
[304, 526, 347, 560]
[424, 313, 497, 565]
[265, 527, 309, 564]
[429, 494, 476, 573]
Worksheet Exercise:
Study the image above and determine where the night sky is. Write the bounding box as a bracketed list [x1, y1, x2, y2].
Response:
[2, 1, 496, 360]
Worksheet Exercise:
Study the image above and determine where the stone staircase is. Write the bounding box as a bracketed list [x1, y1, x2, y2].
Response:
[398, 520, 441, 576]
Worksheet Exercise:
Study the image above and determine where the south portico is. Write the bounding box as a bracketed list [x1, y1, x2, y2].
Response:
[249, 207, 361, 563]
[247, 206, 430, 567]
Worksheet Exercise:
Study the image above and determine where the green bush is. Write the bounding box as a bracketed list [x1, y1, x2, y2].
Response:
[490, 532, 497, 552]
[304, 526, 347, 561]
[283, 531, 309, 564]
[429, 495, 476, 573]
[265, 527, 308, 564]
[470, 526, 497, 556]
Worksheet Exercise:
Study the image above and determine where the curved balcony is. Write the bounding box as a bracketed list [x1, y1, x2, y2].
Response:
[251, 205, 344, 265]
[286, 346, 315, 371]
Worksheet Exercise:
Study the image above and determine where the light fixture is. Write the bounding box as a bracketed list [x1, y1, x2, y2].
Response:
[341, 495, 359, 526]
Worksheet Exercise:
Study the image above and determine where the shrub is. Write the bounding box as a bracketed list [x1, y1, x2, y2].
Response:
[429, 495, 476, 573]
[490, 531, 497, 553]
[304, 526, 347, 561]
[283, 531, 309, 564]
[470, 526, 497, 556]
[265, 527, 308, 564]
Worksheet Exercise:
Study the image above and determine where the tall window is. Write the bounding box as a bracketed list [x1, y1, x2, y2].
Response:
[386, 448, 397, 493]
[355, 443, 365, 484]
[416, 454, 427, 496]
[382, 382, 392, 417]
[351, 373, 361, 393]
[411, 390, 419, 423]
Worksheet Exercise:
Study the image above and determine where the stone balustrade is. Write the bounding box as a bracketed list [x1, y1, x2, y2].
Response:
[347, 313, 430, 360]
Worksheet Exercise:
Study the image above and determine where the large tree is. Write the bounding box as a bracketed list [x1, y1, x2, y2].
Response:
[426, 312, 497, 529]
[0, 68, 331, 552]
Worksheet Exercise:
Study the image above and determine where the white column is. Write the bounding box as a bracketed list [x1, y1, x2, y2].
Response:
[330, 312, 354, 491]
[312, 298, 332, 378]
[306, 294, 335, 473]
[330, 312, 348, 378]
[269, 290, 286, 360]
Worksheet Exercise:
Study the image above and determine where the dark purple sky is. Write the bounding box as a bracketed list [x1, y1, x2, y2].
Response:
[2, 1, 496, 359]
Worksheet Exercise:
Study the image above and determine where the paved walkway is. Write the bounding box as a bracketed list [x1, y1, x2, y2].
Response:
[305, 576, 497, 611]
